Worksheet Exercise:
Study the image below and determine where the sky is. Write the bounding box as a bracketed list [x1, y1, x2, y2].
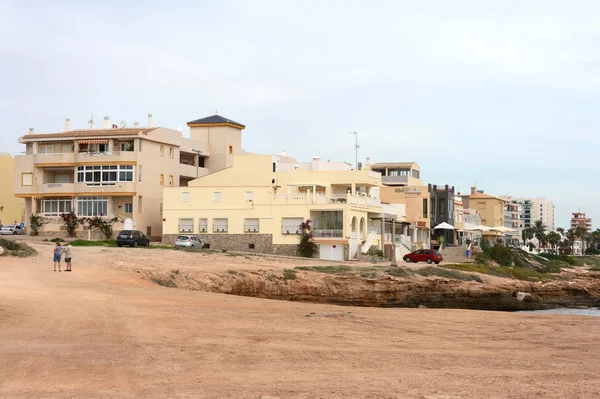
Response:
[1, 0, 599, 229]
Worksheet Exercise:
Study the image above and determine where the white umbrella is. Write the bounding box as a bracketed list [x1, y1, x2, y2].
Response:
[433, 222, 455, 230]
[490, 226, 515, 233]
[464, 225, 492, 232]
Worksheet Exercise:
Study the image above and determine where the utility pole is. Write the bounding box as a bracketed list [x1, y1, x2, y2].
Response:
[192, 149, 203, 178]
[350, 131, 359, 170]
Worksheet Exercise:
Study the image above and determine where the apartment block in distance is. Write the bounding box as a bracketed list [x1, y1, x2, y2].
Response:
[571, 212, 592, 232]
[162, 153, 405, 261]
[14, 114, 244, 237]
[504, 196, 555, 231]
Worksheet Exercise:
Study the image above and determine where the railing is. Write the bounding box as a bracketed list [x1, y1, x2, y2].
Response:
[312, 229, 344, 238]
[82, 151, 120, 156]
[40, 153, 72, 157]
[368, 197, 381, 207]
[46, 183, 63, 188]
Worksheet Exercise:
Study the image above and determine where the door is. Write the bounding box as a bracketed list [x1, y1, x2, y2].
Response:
[319, 244, 344, 261]
[349, 237, 359, 260]
[146, 226, 151, 237]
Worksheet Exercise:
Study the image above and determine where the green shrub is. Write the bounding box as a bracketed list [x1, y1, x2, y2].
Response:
[295, 265, 353, 275]
[480, 238, 491, 252]
[283, 269, 298, 280]
[442, 263, 552, 281]
[151, 276, 177, 288]
[0, 239, 37, 257]
[297, 219, 318, 258]
[69, 239, 116, 247]
[487, 245, 513, 266]
[385, 267, 412, 277]
[366, 246, 384, 257]
[538, 253, 582, 266]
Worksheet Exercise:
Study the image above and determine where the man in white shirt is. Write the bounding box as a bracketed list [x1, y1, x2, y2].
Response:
[63, 242, 73, 272]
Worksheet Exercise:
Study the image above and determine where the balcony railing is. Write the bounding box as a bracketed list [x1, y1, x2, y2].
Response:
[312, 229, 343, 238]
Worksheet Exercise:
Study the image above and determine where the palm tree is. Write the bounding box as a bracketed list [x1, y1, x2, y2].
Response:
[532, 220, 547, 252]
[557, 227, 565, 236]
[566, 228, 577, 254]
[522, 227, 534, 247]
[574, 226, 588, 254]
[546, 231, 561, 254]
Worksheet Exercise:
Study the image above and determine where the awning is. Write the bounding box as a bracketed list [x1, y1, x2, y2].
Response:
[78, 139, 109, 144]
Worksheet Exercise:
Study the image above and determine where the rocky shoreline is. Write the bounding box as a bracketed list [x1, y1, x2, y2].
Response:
[145, 267, 600, 312]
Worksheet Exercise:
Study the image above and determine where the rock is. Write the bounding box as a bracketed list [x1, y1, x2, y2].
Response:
[0, 246, 4, 256]
[418, 305, 428, 309]
[516, 292, 532, 302]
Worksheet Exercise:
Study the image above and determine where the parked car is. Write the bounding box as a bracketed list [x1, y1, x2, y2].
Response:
[0, 224, 25, 235]
[116, 230, 150, 247]
[403, 249, 443, 264]
[175, 235, 204, 249]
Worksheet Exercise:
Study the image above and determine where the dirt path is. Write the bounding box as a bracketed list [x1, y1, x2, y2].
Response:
[1, 246, 600, 398]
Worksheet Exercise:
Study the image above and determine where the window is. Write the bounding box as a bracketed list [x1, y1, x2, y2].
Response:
[120, 142, 133, 151]
[21, 173, 33, 186]
[423, 198, 428, 218]
[160, 174, 164, 186]
[76, 165, 133, 185]
[178, 218, 194, 233]
[39, 144, 55, 154]
[213, 218, 228, 233]
[182, 192, 190, 202]
[138, 196, 143, 213]
[198, 218, 208, 232]
[282, 217, 303, 235]
[160, 145, 164, 156]
[439, 198, 445, 215]
[213, 192, 221, 202]
[246, 191, 254, 201]
[169, 147, 173, 158]
[272, 162, 276, 172]
[169, 175, 173, 187]
[77, 196, 108, 216]
[138, 139, 142, 152]
[244, 218, 259, 233]
[41, 198, 73, 216]
[138, 165, 142, 182]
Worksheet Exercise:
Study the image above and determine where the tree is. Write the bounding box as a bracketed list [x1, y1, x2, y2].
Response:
[546, 231, 561, 254]
[297, 219, 318, 258]
[532, 220, 547, 251]
[522, 228, 534, 246]
[566, 228, 577, 254]
[574, 226, 588, 254]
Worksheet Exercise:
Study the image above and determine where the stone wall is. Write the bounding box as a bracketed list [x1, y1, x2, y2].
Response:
[34, 230, 110, 240]
[162, 233, 274, 253]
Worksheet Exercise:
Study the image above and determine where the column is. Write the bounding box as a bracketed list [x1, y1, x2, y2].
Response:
[351, 183, 356, 195]
[391, 219, 397, 266]
[380, 217, 385, 250]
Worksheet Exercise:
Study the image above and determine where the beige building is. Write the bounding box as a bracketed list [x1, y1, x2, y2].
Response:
[0, 153, 24, 226]
[375, 162, 430, 251]
[460, 186, 505, 228]
[162, 153, 406, 261]
[13, 114, 243, 237]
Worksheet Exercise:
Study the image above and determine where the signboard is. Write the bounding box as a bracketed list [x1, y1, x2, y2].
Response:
[416, 221, 426, 227]
[394, 187, 422, 195]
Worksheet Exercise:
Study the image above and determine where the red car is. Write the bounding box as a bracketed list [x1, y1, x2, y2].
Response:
[403, 249, 442, 264]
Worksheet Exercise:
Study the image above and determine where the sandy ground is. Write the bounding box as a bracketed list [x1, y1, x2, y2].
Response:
[1, 244, 600, 398]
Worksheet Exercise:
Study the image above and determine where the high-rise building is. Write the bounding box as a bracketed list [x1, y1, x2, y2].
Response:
[500, 196, 555, 231]
[570, 212, 592, 232]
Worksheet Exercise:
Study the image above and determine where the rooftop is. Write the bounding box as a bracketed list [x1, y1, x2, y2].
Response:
[187, 114, 245, 129]
[371, 162, 419, 169]
[21, 127, 157, 140]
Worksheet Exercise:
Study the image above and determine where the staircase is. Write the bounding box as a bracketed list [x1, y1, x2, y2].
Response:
[361, 231, 378, 254]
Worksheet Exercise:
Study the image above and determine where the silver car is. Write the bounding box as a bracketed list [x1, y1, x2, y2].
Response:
[175, 235, 204, 248]
[0, 224, 25, 235]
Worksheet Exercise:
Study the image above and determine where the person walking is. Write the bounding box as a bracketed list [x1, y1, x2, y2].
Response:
[63, 241, 73, 272]
[53, 242, 63, 272]
[465, 242, 473, 262]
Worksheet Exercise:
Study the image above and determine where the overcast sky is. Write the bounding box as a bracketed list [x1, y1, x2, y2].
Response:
[1, 0, 599, 229]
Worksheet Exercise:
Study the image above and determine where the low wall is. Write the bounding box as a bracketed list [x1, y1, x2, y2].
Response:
[162, 233, 274, 253]
[33, 230, 111, 240]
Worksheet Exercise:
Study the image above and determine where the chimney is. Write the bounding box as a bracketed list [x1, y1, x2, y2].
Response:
[28, 128, 35, 135]
[147, 113, 153, 127]
[103, 116, 110, 129]
[281, 150, 287, 157]
[470, 186, 476, 194]
[65, 118, 71, 131]
[134, 122, 140, 127]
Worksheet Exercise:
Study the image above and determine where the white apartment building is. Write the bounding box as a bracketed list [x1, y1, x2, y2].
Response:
[501, 196, 555, 231]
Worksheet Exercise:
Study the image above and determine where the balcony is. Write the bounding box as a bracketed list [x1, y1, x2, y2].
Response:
[312, 229, 344, 238]
[34, 153, 76, 166]
[17, 182, 137, 197]
[382, 175, 409, 185]
[273, 192, 381, 208]
[179, 163, 209, 178]
[74, 151, 137, 164]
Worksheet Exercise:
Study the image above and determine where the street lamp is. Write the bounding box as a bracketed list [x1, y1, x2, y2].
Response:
[192, 149, 203, 178]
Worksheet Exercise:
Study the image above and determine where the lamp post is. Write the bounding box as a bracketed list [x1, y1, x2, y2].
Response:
[192, 149, 203, 178]
[350, 131, 359, 170]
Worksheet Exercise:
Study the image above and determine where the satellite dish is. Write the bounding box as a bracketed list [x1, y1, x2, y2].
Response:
[177, 127, 183, 132]
[120, 121, 127, 128]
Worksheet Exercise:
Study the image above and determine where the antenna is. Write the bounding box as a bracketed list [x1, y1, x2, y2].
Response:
[88, 113, 94, 128]
[120, 121, 127, 128]
[350, 131, 359, 170]
[215, 108, 218, 115]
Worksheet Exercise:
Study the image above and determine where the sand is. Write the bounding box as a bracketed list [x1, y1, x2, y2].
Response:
[1, 243, 600, 398]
